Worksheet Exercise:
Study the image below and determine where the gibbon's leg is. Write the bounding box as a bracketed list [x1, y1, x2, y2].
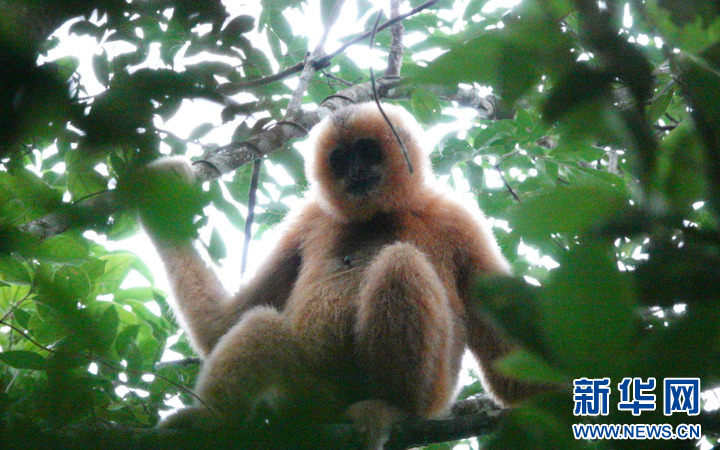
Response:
[466, 312, 541, 406]
[350, 242, 457, 443]
[161, 306, 334, 429]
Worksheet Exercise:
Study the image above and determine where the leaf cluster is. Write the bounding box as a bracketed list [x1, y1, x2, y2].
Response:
[406, 0, 720, 447]
[2, 0, 720, 448]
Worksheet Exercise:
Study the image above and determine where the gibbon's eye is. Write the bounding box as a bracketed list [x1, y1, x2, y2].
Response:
[353, 139, 382, 165]
[329, 147, 348, 178]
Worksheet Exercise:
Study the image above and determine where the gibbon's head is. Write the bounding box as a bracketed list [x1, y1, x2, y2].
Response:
[306, 103, 434, 222]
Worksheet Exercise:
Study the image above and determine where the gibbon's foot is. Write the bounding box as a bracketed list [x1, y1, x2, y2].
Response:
[346, 399, 406, 450]
[158, 405, 221, 430]
[143, 156, 195, 184]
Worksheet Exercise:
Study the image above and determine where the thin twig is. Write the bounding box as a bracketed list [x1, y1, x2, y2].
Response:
[238, 1, 345, 274]
[284, 0, 346, 120]
[218, 63, 304, 95]
[494, 164, 521, 203]
[321, 70, 356, 87]
[369, 12, 414, 174]
[155, 357, 202, 370]
[0, 288, 33, 323]
[323, 0, 440, 66]
[241, 158, 262, 276]
[0, 320, 56, 356]
[217, 0, 440, 95]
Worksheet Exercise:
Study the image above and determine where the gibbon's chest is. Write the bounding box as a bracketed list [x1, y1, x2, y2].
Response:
[287, 213, 400, 308]
[284, 214, 403, 359]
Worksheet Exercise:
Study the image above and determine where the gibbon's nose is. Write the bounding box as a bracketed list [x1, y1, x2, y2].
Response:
[346, 163, 380, 195]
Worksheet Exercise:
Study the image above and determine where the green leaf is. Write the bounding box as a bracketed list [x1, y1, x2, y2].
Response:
[92, 50, 111, 87]
[92, 304, 120, 353]
[53, 56, 80, 80]
[540, 241, 637, 378]
[27, 310, 66, 345]
[122, 162, 206, 241]
[464, 161, 484, 194]
[13, 308, 31, 329]
[115, 324, 140, 357]
[114, 287, 157, 303]
[657, 0, 720, 28]
[50, 266, 92, 304]
[0, 350, 47, 370]
[510, 186, 627, 244]
[412, 3, 572, 105]
[496, 349, 569, 385]
[411, 89, 442, 125]
[675, 50, 720, 139]
[207, 227, 227, 263]
[0, 169, 62, 217]
[472, 120, 516, 150]
[188, 122, 214, 141]
[471, 275, 549, 358]
[542, 65, 612, 124]
[431, 137, 474, 174]
[67, 170, 108, 201]
[268, 12, 293, 44]
[0, 285, 31, 310]
[647, 81, 676, 124]
[0, 255, 31, 285]
[653, 120, 707, 211]
[32, 236, 89, 264]
[222, 14, 255, 36]
[99, 253, 143, 293]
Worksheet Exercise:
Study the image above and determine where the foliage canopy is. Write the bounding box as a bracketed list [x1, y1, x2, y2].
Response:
[1, 0, 719, 447]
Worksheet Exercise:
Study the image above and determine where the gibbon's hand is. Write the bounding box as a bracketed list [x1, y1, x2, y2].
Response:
[129, 156, 204, 242]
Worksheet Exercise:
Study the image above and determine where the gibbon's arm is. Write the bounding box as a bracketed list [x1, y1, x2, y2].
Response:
[150, 227, 302, 358]
[140, 157, 304, 358]
[453, 209, 536, 406]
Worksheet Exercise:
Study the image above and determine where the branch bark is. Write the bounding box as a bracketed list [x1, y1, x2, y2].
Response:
[2, 395, 505, 450]
[385, 0, 405, 78]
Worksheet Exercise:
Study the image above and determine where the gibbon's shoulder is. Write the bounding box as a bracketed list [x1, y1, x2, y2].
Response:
[419, 189, 511, 272]
[275, 197, 336, 239]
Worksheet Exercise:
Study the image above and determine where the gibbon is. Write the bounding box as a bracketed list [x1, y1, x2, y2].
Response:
[141, 103, 537, 447]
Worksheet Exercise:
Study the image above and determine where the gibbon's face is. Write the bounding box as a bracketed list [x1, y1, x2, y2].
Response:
[328, 137, 384, 196]
[307, 103, 432, 222]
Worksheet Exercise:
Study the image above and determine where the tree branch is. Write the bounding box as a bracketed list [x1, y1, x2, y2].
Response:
[2, 395, 505, 449]
[385, 0, 404, 78]
[20, 80, 501, 241]
[14, 0, 456, 242]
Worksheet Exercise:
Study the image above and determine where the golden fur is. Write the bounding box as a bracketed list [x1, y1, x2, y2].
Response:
[143, 103, 536, 446]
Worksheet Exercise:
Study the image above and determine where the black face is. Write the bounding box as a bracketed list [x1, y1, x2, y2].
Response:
[329, 138, 383, 195]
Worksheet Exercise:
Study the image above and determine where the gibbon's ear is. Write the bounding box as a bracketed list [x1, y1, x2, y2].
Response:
[305, 103, 435, 222]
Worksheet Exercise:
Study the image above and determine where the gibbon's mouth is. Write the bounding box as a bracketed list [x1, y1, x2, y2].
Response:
[346, 175, 381, 195]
